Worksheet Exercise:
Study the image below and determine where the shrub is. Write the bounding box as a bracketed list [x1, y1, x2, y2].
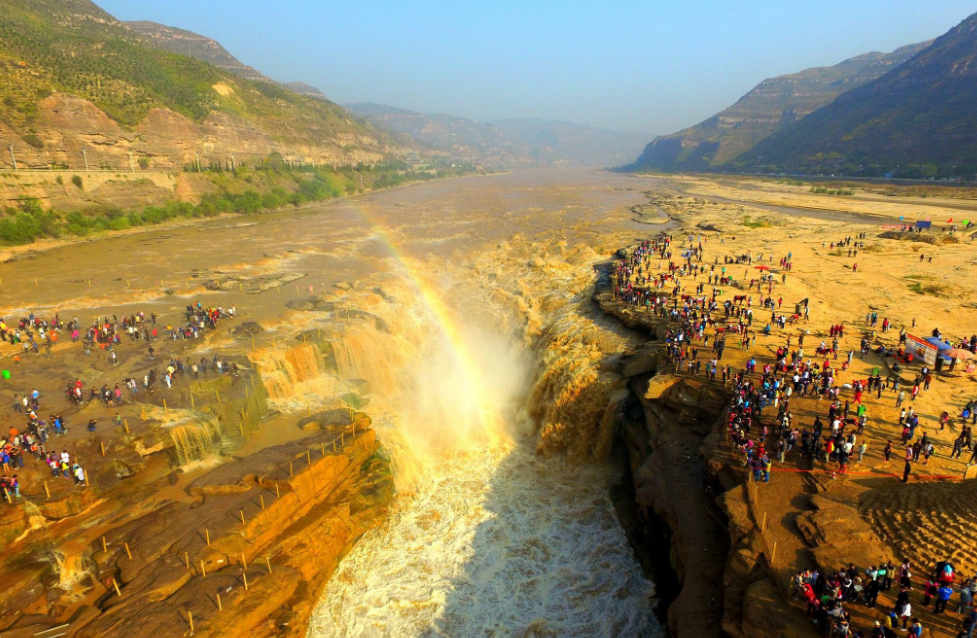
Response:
[71, 175, 83, 189]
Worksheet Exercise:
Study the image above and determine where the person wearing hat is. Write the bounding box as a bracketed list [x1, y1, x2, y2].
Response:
[870, 620, 884, 638]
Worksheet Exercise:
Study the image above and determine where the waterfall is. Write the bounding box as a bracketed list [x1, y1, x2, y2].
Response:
[250, 343, 328, 399]
[306, 269, 659, 638]
[168, 418, 223, 465]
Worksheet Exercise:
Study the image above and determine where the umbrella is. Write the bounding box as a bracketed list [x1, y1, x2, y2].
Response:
[755, 265, 770, 271]
[944, 348, 975, 360]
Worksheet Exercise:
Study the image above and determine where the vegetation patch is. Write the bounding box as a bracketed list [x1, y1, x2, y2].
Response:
[908, 282, 949, 297]
[809, 186, 854, 195]
[741, 215, 772, 228]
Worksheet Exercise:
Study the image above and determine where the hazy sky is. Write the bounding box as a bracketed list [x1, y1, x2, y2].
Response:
[99, 0, 973, 135]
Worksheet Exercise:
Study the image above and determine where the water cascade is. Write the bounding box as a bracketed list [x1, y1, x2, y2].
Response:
[168, 417, 223, 465]
[303, 272, 660, 637]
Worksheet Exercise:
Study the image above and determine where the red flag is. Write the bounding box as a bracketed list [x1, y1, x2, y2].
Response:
[947, 217, 953, 223]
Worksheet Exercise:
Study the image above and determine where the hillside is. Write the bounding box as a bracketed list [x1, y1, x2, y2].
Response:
[127, 21, 331, 102]
[284, 82, 328, 100]
[0, 0, 398, 171]
[125, 21, 274, 84]
[631, 41, 929, 172]
[490, 118, 649, 167]
[736, 12, 977, 178]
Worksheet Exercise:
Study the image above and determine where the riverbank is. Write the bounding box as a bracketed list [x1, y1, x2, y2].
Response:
[0, 161, 485, 253]
[592, 178, 977, 638]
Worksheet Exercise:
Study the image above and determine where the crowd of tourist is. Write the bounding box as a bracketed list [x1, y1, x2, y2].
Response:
[0, 302, 240, 503]
[609, 230, 977, 637]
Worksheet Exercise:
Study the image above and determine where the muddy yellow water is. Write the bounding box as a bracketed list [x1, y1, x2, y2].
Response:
[2, 169, 668, 637]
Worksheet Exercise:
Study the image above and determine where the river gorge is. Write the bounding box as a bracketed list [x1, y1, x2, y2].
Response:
[0, 169, 680, 637]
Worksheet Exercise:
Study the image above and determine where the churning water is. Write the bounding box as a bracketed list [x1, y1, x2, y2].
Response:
[308, 438, 660, 638]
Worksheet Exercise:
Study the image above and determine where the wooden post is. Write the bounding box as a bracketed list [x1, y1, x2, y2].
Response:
[275, 483, 280, 499]
[238, 422, 244, 436]
[141, 407, 146, 421]
[123, 419, 129, 434]
[185, 552, 190, 570]
[259, 495, 265, 510]
[124, 542, 132, 560]
[163, 399, 168, 413]
[241, 553, 247, 570]
[242, 571, 249, 591]
[43, 481, 50, 499]
[320, 442, 325, 456]
[761, 512, 767, 532]
[205, 529, 210, 546]
[190, 393, 195, 409]
[289, 461, 293, 476]
[100, 441, 105, 456]
[112, 578, 121, 596]
[188, 612, 194, 633]
[265, 557, 272, 574]
[770, 541, 778, 564]
[200, 559, 206, 577]
[216, 593, 222, 611]
[239, 510, 246, 526]
[341, 433, 345, 447]
[101, 536, 107, 552]
[332, 439, 336, 452]
[306, 450, 311, 465]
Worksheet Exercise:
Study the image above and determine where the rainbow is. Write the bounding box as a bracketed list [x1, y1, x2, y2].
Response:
[340, 199, 508, 442]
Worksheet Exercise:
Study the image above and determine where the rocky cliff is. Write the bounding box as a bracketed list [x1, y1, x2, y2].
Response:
[2, 93, 389, 172]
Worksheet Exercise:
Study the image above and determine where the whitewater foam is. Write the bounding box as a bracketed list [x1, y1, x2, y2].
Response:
[308, 441, 660, 638]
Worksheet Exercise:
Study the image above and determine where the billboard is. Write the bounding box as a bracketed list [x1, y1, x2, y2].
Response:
[905, 333, 938, 366]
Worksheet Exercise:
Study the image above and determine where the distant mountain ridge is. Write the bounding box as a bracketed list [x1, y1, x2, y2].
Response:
[347, 104, 649, 167]
[490, 118, 649, 168]
[346, 103, 532, 167]
[631, 41, 930, 171]
[736, 11, 977, 178]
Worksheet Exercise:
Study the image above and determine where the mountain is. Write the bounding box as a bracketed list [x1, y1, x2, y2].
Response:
[347, 104, 648, 167]
[0, 0, 397, 171]
[736, 13, 977, 178]
[490, 118, 649, 167]
[631, 41, 930, 172]
[345, 103, 536, 167]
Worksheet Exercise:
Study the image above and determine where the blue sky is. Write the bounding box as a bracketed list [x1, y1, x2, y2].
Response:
[99, 0, 974, 135]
